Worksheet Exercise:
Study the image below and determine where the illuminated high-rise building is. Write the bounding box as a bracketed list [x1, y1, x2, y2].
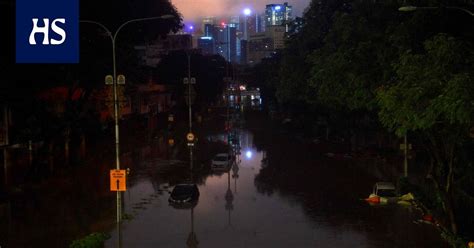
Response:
[201, 16, 216, 32]
[265, 2, 292, 27]
[216, 23, 237, 63]
[255, 13, 264, 33]
[230, 16, 240, 30]
[204, 23, 215, 38]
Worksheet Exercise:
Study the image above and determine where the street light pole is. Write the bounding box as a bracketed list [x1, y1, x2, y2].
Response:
[187, 52, 192, 133]
[81, 14, 173, 224]
[185, 51, 194, 175]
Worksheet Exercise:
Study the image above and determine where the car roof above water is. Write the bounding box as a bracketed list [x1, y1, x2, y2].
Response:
[215, 153, 229, 156]
[175, 183, 196, 187]
[375, 182, 396, 190]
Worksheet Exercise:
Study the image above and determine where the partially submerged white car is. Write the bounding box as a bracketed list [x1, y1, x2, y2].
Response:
[211, 153, 234, 170]
[366, 181, 398, 204]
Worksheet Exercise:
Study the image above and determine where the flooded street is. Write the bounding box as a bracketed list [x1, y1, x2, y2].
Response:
[104, 114, 446, 248]
[1, 112, 447, 247]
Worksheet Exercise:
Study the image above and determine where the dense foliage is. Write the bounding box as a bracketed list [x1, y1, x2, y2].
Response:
[254, 0, 474, 244]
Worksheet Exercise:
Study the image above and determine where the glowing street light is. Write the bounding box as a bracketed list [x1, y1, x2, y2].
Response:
[245, 150, 252, 159]
[243, 8, 252, 16]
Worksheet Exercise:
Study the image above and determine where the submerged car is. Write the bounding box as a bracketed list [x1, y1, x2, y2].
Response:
[211, 153, 234, 170]
[366, 182, 398, 204]
[373, 182, 397, 197]
[168, 184, 199, 208]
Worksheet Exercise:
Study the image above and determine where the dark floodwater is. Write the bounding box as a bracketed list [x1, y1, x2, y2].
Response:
[0, 113, 447, 247]
[104, 120, 446, 247]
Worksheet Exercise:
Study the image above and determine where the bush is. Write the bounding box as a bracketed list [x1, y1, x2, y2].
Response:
[69, 232, 110, 248]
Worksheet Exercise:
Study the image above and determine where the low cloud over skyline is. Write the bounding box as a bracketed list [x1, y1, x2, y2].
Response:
[171, 0, 310, 23]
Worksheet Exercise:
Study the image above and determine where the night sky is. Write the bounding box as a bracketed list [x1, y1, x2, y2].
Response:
[171, 0, 310, 23]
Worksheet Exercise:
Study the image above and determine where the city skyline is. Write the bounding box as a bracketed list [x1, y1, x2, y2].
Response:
[171, 0, 310, 24]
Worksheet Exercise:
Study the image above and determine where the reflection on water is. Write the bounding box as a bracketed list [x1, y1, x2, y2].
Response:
[3, 149, 8, 186]
[0, 132, 191, 247]
[0, 114, 447, 247]
[187, 207, 198, 248]
[105, 123, 446, 248]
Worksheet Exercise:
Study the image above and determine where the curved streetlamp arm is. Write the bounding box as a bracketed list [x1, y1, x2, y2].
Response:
[80, 20, 115, 87]
[80, 20, 114, 43]
[447, 6, 474, 16]
[399, 5, 474, 17]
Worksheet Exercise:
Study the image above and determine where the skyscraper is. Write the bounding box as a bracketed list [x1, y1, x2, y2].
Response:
[255, 13, 264, 33]
[201, 16, 216, 32]
[204, 23, 215, 38]
[216, 23, 237, 63]
[265, 2, 292, 27]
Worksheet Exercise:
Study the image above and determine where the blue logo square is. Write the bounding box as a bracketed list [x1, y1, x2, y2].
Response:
[16, 0, 79, 63]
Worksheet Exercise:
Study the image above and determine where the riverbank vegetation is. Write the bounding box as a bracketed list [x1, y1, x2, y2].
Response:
[250, 0, 474, 245]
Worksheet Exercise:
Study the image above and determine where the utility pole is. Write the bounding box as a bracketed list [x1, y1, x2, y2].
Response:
[184, 51, 196, 177]
[404, 134, 408, 177]
[187, 53, 192, 133]
[3, 105, 9, 186]
[3, 106, 8, 147]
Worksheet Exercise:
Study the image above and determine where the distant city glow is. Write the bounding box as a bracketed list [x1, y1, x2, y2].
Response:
[171, 0, 308, 23]
[245, 151, 252, 159]
[185, 24, 194, 32]
[243, 8, 252, 16]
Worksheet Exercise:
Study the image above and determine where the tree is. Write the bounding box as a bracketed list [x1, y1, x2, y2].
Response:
[275, 0, 346, 107]
[377, 34, 474, 234]
[156, 51, 227, 106]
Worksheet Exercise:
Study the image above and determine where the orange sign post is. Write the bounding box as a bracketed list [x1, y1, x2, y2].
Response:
[110, 169, 127, 191]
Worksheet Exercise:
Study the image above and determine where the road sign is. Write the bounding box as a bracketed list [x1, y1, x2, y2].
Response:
[105, 75, 113, 85]
[187, 132, 195, 142]
[183, 77, 196, 84]
[110, 169, 127, 191]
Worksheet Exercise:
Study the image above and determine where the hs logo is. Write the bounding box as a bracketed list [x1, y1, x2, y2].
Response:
[16, 0, 78, 63]
[29, 18, 67, 45]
